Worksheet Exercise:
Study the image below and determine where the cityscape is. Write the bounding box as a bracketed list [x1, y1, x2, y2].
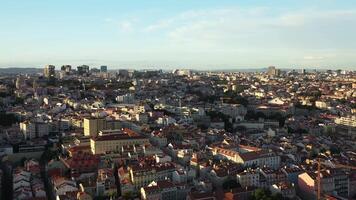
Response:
[0, 65, 355, 200]
[0, 1, 356, 200]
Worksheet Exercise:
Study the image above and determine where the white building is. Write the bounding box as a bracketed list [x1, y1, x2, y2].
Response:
[315, 101, 330, 109]
[20, 121, 49, 140]
[236, 169, 260, 187]
[116, 94, 135, 104]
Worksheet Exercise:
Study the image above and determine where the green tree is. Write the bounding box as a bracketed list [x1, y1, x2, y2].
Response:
[122, 191, 135, 200]
[223, 179, 239, 190]
[0, 112, 19, 127]
[329, 146, 341, 155]
[250, 189, 283, 200]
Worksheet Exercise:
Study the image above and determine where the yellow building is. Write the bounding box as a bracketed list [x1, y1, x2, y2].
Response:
[43, 65, 55, 78]
[335, 116, 356, 127]
[83, 118, 121, 137]
[90, 129, 149, 154]
[84, 118, 105, 137]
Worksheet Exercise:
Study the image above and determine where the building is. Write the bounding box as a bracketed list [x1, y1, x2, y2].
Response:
[116, 93, 135, 104]
[220, 103, 247, 121]
[84, 118, 105, 137]
[334, 116, 356, 138]
[236, 169, 260, 187]
[96, 168, 116, 197]
[77, 65, 90, 75]
[61, 65, 72, 73]
[335, 116, 356, 127]
[13, 163, 46, 200]
[212, 147, 280, 169]
[44, 65, 55, 78]
[20, 121, 49, 140]
[267, 66, 280, 76]
[236, 150, 280, 169]
[15, 76, 25, 89]
[83, 117, 121, 137]
[61, 152, 100, 177]
[140, 180, 178, 200]
[90, 129, 149, 154]
[224, 187, 255, 200]
[187, 192, 218, 200]
[298, 171, 339, 199]
[330, 169, 349, 197]
[100, 66, 108, 73]
[315, 101, 330, 109]
[270, 182, 296, 199]
[259, 168, 287, 188]
[281, 166, 304, 185]
[129, 162, 175, 190]
[52, 176, 78, 197]
[0, 170, 2, 200]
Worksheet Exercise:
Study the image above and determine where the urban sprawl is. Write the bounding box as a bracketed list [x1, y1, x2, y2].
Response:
[0, 65, 355, 200]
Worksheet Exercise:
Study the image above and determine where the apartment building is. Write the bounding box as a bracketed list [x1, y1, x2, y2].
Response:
[212, 147, 280, 169]
[236, 169, 260, 187]
[20, 121, 49, 140]
[129, 162, 175, 190]
[83, 117, 121, 137]
[90, 129, 149, 154]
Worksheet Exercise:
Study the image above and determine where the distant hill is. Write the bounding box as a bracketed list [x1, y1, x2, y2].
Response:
[0, 68, 42, 74]
[198, 68, 268, 73]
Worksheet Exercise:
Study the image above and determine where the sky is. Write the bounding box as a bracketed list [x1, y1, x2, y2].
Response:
[1, 0, 356, 70]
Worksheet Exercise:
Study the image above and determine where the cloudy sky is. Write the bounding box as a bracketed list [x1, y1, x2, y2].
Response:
[1, 0, 356, 69]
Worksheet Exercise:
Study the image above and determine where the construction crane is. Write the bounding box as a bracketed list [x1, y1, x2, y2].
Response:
[316, 158, 356, 200]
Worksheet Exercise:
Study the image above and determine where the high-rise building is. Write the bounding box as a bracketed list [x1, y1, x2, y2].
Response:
[100, 65, 108, 73]
[83, 117, 121, 137]
[84, 118, 106, 137]
[15, 76, 24, 89]
[267, 66, 280, 76]
[77, 65, 90, 75]
[61, 65, 72, 73]
[20, 121, 49, 140]
[43, 65, 55, 78]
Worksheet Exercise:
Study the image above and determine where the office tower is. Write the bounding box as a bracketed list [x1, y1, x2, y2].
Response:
[77, 65, 90, 75]
[267, 66, 280, 76]
[84, 118, 106, 137]
[83, 117, 121, 137]
[15, 76, 24, 89]
[43, 65, 55, 78]
[61, 65, 72, 73]
[100, 65, 108, 73]
[301, 69, 306, 74]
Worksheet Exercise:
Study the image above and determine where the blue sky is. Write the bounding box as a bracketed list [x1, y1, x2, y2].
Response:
[1, 0, 356, 69]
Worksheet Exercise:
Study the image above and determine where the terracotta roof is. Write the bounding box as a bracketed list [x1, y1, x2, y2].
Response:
[143, 180, 176, 193]
[239, 150, 274, 161]
[92, 132, 146, 141]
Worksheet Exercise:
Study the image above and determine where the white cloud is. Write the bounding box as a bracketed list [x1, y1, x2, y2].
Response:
[106, 7, 356, 68]
[105, 17, 138, 32]
[303, 56, 325, 60]
[144, 7, 356, 44]
[119, 21, 133, 32]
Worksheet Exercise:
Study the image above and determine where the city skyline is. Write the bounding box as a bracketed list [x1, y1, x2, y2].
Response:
[1, 0, 356, 70]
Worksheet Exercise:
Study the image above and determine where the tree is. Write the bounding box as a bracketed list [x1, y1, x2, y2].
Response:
[0, 112, 19, 127]
[13, 97, 24, 105]
[329, 146, 341, 155]
[250, 188, 283, 200]
[122, 191, 135, 200]
[245, 111, 266, 120]
[223, 179, 239, 190]
[351, 103, 356, 109]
